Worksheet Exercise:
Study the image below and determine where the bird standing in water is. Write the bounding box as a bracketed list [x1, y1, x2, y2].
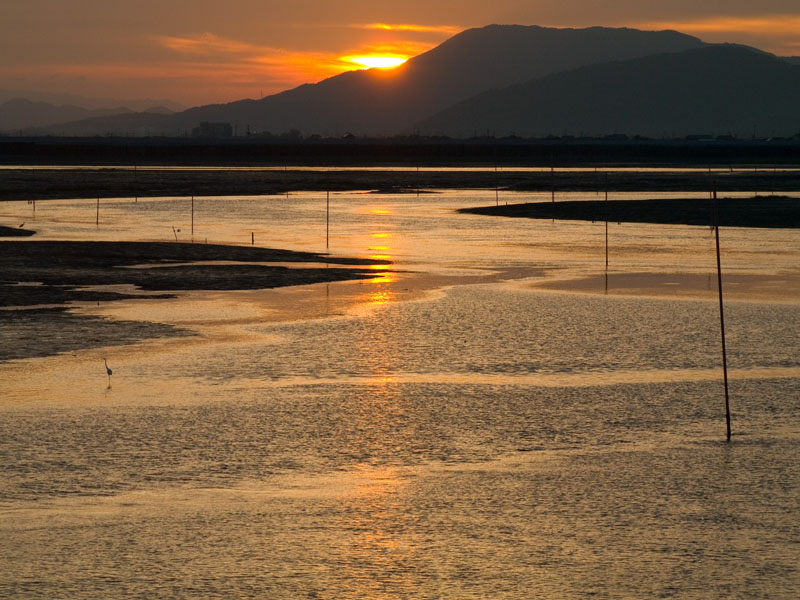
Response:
[103, 358, 112, 387]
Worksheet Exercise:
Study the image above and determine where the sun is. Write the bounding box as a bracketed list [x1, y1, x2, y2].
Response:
[345, 56, 408, 69]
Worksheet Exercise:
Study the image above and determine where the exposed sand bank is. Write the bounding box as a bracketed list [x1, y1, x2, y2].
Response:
[0, 240, 386, 361]
[460, 196, 800, 228]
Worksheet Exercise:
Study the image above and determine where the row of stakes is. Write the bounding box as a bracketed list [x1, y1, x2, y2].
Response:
[31, 177, 731, 440]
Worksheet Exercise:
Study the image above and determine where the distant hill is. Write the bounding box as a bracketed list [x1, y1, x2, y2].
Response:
[416, 45, 800, 138]
[0, 88, 185, 112]
[0, 98, 135, 132]
[0, 97, 180, 133]
[24, 25, 705, 137]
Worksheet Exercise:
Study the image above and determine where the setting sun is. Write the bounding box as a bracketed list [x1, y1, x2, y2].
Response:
[345, 56, 407, 69]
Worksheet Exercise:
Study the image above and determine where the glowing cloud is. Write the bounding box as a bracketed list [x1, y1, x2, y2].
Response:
[636, 14, 800, 35]
[343, 56, 407, 69]
[639, 15, 800, 35]
[154, 33, 280, 57]
[356, 23, 463, 35]
[633, 13, 800, 55]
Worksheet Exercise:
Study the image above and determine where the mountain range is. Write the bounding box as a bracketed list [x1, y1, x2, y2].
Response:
[5, 24, 800, 139]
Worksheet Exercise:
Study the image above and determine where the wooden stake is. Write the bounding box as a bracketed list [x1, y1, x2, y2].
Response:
[191, 195, 194, 236]
[326, 189, 330, 249]
[605, 184, 609, 270]
[495, 164, 499, 207]
[713, 190, 732, 442]
[96, 198, 99, 225]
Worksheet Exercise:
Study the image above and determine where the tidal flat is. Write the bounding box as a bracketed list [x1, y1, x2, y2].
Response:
[1, 170, 799, 598]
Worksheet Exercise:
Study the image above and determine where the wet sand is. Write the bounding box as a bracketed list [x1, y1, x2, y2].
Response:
[530, 271, 800, 303]
[0, 240, 385, 361]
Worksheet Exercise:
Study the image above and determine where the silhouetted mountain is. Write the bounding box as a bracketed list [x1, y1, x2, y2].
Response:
[142, 105, 177, 115]
[25, 25, 705, 137]
[417, 45, 800, 138]
[0, 88, 185, 112]
[20, 111, 173, 137]
[0, 98, 137, 132]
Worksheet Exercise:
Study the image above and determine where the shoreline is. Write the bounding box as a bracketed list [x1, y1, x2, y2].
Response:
[2, 166, 800, 202]
[0, 240, 387, 362]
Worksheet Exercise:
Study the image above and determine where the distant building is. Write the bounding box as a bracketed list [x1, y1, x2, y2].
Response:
[192, 121, 233, 138]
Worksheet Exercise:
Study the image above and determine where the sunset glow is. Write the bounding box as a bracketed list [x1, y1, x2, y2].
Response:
[344, 56, 408, 69]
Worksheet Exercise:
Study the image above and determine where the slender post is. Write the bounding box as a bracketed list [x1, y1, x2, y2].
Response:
[605, 173, 609, 270]
[713, 190, 732, 441]
[251, 231, 254, 245]
[326, 189, 330, 249]
[494, 164, 499, 206]
[191, 195, 194, 236]
[551, 166, 555, 222]
[96, 198, 99, 225]
[605, 201, 609, 270]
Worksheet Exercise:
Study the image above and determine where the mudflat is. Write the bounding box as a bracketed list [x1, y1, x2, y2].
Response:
[0, 240, 383, 308]
[0, 241, 385, 361]
[460, 195, 800, 228]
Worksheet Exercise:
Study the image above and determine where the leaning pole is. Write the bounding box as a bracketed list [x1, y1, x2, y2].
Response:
[713, 190, 732, 442]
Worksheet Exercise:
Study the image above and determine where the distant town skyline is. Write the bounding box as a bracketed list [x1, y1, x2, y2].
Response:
[2, 0, 799, 107]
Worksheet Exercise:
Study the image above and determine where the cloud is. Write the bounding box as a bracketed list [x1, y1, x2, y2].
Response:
[153, 33, 282, 57]
[633, 13, 800, 55]
[636, 14, 800, 36]
[151, 31, 437, 89]
[354, 23, 462, 35]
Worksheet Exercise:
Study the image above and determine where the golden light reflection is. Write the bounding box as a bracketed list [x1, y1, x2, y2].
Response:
[371, 233, 391, 239]
[369, 274, 395, 285]
[369, 245, 389, 251]
[365, 290, 394, 305]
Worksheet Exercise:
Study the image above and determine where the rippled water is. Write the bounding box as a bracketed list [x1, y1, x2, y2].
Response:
[1, 186, 799, 598]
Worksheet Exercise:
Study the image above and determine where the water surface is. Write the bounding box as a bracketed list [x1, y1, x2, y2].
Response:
[1, 187, 799, 598]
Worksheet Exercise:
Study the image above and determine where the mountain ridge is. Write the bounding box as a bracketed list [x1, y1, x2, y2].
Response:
[20, 24, 707, 137]
[417, 45, 800, 138]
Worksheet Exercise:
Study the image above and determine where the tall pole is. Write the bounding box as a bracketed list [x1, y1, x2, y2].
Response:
[191, 195, 194, 236]
[326, 189, 330, 249]
[494, 164, 499, 206]
[605, 173, 609, 270]
[713, 190, 732, 442]
[96, 198, 99, 226]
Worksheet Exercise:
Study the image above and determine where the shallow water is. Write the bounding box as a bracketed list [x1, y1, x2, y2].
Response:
[1, 187, 799, 598]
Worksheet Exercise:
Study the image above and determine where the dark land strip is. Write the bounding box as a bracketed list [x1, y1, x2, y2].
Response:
[1, 241, 384, 307]
[2, 167, 800, 201]
[0, 241, 386, 362]
[2, 138, 800, 167]
[459, 196, 800, 228]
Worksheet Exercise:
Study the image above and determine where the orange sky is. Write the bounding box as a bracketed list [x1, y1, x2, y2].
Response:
[1, 1, 798, 108]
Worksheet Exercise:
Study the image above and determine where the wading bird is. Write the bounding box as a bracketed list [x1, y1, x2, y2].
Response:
[103, 358, 112, 385]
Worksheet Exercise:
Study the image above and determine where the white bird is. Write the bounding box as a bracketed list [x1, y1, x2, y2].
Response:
[103, 358, 112, 385]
